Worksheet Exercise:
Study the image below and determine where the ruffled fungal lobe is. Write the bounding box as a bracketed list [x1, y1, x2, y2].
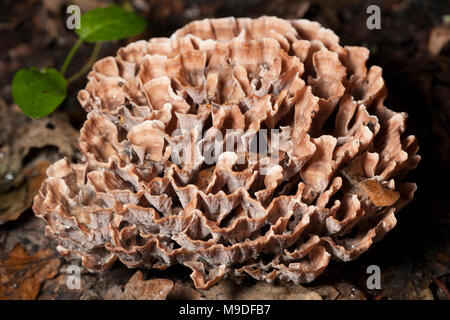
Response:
[33, 17, 420, 289]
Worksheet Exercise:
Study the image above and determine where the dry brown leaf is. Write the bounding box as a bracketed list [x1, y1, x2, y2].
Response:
[200, 279, 323, 300]
[0, 100, 78, 224]
[312, 285, 340, 300]
[0, 187, 28, 224]
[359, 179, 400, 207]
[341, 165, 400, 207]
[123, 271, 174, 300]
[436, 252, 450, 263]
[378, 266, 434, 300]
[37, 273, 83, 300]
[428, 24, 450, 56]
[0, 161, 49, 224]
[334, 282, 367, 300]
[233, 281, 323, 300]
[167, 278, 339, 300]
[193, 165, 216, 190]
[0, 244, 60, 300]
[0, 103, 78, 193]
[167, 280, 205, 300]
[104, 271, 173, 300]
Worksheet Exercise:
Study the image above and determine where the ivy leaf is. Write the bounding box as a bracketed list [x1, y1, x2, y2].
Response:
[12, 68, 67, 119]
[75, 5, 147, 42]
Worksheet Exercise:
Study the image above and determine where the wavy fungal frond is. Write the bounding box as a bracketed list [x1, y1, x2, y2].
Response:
[33, 17, 420, 289]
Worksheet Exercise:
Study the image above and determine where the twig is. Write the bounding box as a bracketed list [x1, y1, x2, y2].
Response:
[60, 37, 83, 76]
[66, 42, 102, 85]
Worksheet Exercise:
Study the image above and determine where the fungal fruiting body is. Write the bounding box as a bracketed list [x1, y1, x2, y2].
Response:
[33, 17, 420, 289]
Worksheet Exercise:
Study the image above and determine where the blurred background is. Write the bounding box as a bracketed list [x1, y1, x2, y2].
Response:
[0, 0, 449, 300]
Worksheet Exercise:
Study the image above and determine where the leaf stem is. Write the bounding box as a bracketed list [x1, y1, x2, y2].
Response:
[66, 42, 102, 85]
[60, 37, 83, 76]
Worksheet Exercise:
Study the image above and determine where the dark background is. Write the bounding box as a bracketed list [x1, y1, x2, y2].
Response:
[0, 0, 449, 300]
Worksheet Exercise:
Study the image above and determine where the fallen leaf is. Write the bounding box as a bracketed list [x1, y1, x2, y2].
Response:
[428, 24, 450, 56]
[334, 282, 367, 300]
[378, 265, 434, 300]
[0, 244, 60, 300]
[37, 273, 83, 300]
[433, 278, 450, 300]
[104, 271, 173, 300]
[341, 165, 400, 206]
[0, 101, 78, 193]
[436, 253, 450, 263]
[0, 186, 28, 224]
[40, 263, 137, 300]
[167, 280, 205, 300]
[404, 280, 434, 300]
[359, 179, 400, 207]
[200, 279, 323, 300]
[0, 161, 49, 224]
[0, 100, 78, 224]
[313, 285, 340, 300]
[193, 165, 215, 190]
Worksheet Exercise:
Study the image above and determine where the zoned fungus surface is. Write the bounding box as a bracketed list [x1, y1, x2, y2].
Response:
[33, 17, 420, 289]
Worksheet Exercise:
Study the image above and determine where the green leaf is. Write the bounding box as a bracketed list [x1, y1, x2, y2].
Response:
[12, 68, 67, 119]
[75, 5, 147, 42]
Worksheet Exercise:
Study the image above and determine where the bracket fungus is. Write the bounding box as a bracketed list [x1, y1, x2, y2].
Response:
[33, 17, 420, 289]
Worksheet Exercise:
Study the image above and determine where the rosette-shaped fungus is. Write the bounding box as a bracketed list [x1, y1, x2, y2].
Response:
[33, 17, 420, 289]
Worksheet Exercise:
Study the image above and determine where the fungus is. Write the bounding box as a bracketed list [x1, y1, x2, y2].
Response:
[33, 17, 420, 289]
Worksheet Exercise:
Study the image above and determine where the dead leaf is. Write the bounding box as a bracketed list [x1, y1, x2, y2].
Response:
[378, 266, 434, 300]
[334, 282, 367, 300]
[341, 165, 400, 206]
[0, 187, 28, 224]
[359, 179, 400, 207]
[436, 253, 450, 263]
[313, 285, 340, 300]
[200, 279, 323, 300]
[0, 244, 60, 300]
[0, 100, 78, 224]
[123, 271, 174, 300]
[433, 278, 450, 300]
[0, 161, 49, 224]
[0, 102, 78, 193]
[428, 24, 450, 56]
[104, 271, 173, 300]
[37, 273, 83, 300]
[40, 263, 138, 300]
[193, 165, 215, 190]
[167, 280, 205, 300]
